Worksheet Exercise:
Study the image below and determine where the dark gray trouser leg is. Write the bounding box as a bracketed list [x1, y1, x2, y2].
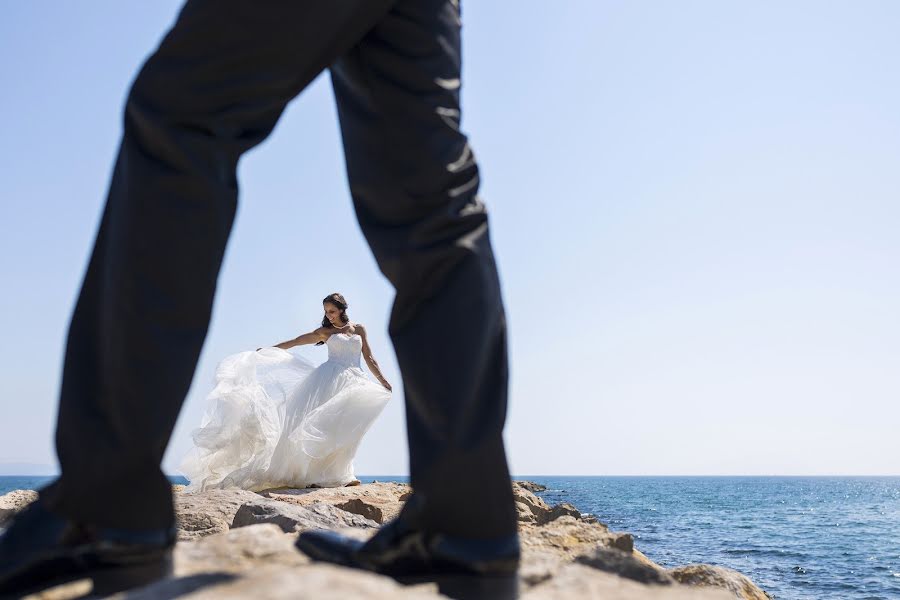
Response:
[42, 0, 394, 530]
[331, 0, 519, 539]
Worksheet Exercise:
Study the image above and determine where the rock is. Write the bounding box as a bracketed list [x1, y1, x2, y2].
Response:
[11, 480, 769, 600]
[516, 500, 539, 524]
[231, 498, 379, 533]
[548, 502, 581, 522]
[335, 498, 383, 523]
[122, 563, 440, 599]
[575, 546, 675, 585]
[174, 524, 308, 576]
[175, 489, 263, 540]
[260, 482, 409, 524]
[523, 563, 732, 599]
[610, 532, 634, 553]
[519, 515, 641, 584]
[512, 483, 586, 525]
[260, 482, 581, 528]
[668, 565, 771, 600]
[0, 489, 38, 525]
[512, 484, 554, 524]
[632, 549, 661, 569]
[520, 516, 613, 562]
[519, 552, 564, 587]
[515, 481, 548, 493]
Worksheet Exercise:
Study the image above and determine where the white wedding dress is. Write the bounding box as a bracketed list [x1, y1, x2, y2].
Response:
[179, 333, 391, 492]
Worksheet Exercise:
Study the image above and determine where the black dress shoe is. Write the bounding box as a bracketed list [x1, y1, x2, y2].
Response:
[0, 498, 175, 598]
[296, 513, 520, 600]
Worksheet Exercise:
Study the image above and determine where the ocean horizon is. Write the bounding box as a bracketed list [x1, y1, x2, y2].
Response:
[2, 475, 898, 599]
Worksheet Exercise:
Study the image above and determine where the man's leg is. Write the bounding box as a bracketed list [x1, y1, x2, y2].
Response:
[39, 0, 394, 531]
[331, 0, 518, 540]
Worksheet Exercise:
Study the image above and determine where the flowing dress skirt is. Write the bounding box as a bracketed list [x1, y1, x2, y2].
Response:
[179, 346, 390, 491]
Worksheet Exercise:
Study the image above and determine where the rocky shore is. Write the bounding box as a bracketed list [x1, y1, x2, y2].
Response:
[0, 481, 771, 599]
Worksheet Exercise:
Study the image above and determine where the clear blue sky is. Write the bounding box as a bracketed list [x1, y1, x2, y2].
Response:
[2, 1, 898, 476]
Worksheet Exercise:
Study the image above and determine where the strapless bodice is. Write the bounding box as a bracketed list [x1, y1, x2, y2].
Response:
[325, 333, 362, 367]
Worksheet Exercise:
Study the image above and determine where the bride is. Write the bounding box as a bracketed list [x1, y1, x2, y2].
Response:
[179, 293, 392, 492]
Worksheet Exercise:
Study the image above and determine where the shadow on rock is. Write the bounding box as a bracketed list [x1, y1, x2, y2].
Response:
[122, 573, 237, 599]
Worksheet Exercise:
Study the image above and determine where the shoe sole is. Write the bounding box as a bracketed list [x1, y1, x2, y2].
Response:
[397, 572, 519, 600]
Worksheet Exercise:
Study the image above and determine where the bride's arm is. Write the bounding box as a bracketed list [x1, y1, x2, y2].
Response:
[266, 327, 330, 350]
[357, 324, 392, 391]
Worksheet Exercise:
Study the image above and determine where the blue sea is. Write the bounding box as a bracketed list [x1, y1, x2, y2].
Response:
[3, 475, 898, 600]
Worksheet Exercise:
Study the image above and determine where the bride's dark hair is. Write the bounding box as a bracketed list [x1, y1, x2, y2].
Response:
[316, 293, 349, 345]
